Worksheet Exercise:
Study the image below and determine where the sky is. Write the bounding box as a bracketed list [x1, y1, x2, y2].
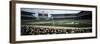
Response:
[21, 8, 81, 14]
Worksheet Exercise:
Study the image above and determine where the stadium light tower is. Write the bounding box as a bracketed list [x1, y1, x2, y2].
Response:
[42, 10, 45, 18]
[51, 15, 55, 26]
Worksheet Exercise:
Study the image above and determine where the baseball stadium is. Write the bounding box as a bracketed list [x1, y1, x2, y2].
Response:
[21, 8, 92, 35]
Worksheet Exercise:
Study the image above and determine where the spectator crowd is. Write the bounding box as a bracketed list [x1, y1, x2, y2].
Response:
[21, 25, 92, 35]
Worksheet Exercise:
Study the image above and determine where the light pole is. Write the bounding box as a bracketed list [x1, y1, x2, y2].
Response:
[51, 15, 55, 26]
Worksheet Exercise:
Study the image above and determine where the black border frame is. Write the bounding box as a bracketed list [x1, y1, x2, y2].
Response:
[10, 1, 97, 43]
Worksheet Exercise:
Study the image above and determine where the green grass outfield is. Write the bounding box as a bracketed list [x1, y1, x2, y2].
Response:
[22, 19, 92, 27]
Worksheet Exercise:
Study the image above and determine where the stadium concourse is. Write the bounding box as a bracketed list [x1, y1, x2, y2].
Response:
[21, 8, 92, 35]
